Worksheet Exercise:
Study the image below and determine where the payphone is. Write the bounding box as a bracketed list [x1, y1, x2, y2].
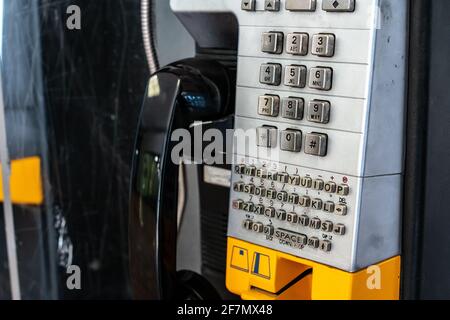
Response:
[166, 0, 407, 300]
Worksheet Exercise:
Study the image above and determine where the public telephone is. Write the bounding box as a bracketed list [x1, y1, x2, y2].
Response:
[170, 0, 407, 300]
[131, 0, 408, 300]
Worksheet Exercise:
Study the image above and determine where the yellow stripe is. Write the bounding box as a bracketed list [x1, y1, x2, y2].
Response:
[0, 157, 44, 205]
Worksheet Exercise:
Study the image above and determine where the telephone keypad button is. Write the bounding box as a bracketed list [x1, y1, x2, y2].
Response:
[299, 215, 310, 227]
[321, 220, 334, 232]
[277, 172, 290, 183]
[252, 222, 264, 233]
[299, 195, 311, 207]
[333, 224, 346, 236]
[337, 184, 350, 196]
[244, 166, 257, 177]
[311, 34, 336, 57]
[276, 191, 288, 202]
[266, 189, 277, 200]
[284, 65, 307, 88]
[276, 209, 287, 221]
[233, 199, 244, 210]
[286, 0, 317, 12]
[322, 0, 355, 12]
[282, 97, 304, 120]
[287, 212, 299, 224]
[280, 129, 303, 153]
[243, 219, 254, 230]
[335, 204, 348, 216]
[260, 63, 282, 85]
[256, 168, 268, 179]
[323, 201, 335, 213]
[286, 33, 309, 55]
[233, 182, 245, 192]
[235, 164, 246, 174]
[304, 133, 328, 157]
[264, 207, 276, 218]
[288, 193, 300, 204]
[319, 240, 332, 252]
[254, 186, 267, 197]
[244, 184, 256, 194]
[264, 225, 275, 236]
[324, 181, 337, 193]
[265, 0, 281, 12]
[254, 204, 265, 215]
[288, 174, 301, 185]
[243, 202, 255, 213]
[311, 198, 323, 210]
[313, 179, 324, 190]
[300, 176, 313, 188]
[308, 100, 331, 124]
[309, 67, 333, 90]
[261, 32, 284, 54]
[258, 95, 280, 117]
[257, 126, 278, 148]
[241, 0, 256, 11]
[310, 217, 322, 229]
[308, 237, 320, 249]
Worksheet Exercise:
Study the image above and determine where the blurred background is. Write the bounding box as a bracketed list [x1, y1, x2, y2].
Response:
[0, 0, 194, 299]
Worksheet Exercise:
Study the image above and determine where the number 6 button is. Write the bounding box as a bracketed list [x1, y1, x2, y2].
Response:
[309, 67, 333, 91]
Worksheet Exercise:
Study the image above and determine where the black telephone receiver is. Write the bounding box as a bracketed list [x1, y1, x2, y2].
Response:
[129, 58, 233, 299]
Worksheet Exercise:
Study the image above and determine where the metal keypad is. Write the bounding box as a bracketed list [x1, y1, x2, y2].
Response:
[261, 32, 284, 54]
[284, 65, 307, 88]
[260, 63, 282, 85]
[230, 160, 353, 262]
[220, 0, 407, 273]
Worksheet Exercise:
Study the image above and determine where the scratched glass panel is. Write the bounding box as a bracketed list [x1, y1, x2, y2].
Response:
[0, 0, 194, 300]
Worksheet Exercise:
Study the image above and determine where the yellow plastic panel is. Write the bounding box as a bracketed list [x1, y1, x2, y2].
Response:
[226, 237, 400, 300]
[0, 157, 43, 205]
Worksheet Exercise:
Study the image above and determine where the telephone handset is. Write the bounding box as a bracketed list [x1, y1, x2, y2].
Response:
[129, 58, 233, 299]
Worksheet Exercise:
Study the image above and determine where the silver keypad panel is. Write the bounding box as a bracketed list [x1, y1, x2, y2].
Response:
[171, 0, 408, 272]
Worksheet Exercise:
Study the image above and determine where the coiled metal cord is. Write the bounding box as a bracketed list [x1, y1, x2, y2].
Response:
[141, 0, 160, 74]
